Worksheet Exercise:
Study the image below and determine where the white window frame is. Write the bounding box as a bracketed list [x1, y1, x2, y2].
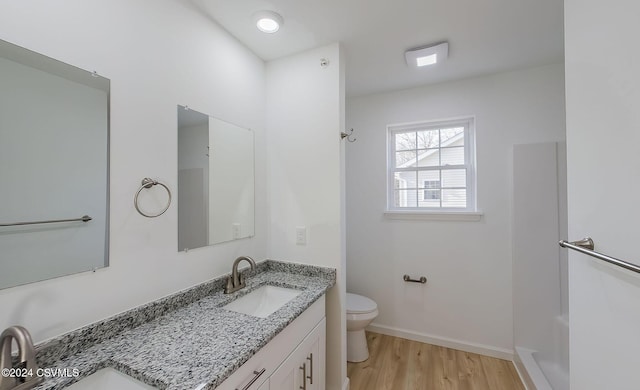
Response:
[386, 117, 479, 218]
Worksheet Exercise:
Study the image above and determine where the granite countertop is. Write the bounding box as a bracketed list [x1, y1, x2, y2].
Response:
[32, 260, 335, 390]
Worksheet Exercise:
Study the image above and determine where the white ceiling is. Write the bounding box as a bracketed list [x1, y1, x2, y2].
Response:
[189, 0, 564, 97]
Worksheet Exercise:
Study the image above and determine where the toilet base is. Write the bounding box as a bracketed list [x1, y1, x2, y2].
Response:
[347, 329, 370, 362]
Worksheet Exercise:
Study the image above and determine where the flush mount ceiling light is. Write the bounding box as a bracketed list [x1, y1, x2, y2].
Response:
[253, 10, 284, 33]
[405, 42, 449, 67]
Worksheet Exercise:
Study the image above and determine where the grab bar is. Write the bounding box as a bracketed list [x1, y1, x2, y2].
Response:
[559, 238, 640, 274]
[403, 274, 427, 284]
[0, 215, 92, 227]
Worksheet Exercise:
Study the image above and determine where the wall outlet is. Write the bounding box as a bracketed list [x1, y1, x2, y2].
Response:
[232, 223, 241, 239]
[296, 226, 307, 245]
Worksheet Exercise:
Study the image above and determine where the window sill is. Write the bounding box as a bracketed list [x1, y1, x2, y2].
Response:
[383, 210, 484, 221]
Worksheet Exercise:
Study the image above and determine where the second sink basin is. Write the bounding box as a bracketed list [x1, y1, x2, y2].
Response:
[65, 368, 156, 390]
[223, 285, 301, 318]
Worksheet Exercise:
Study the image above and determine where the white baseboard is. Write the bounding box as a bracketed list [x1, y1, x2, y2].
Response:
[342, 377, 350, 390]
[513, 347, 534, 390]
[367, 323, 514, 361]
[514, 347, 553, 390]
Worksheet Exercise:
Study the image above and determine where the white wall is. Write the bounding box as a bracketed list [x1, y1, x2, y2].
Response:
[0, 0, 267, 344]
[512, 142, 569, 390]
[565, 0, 640, 388]
[346, 63, 566, 356]
[513, 143, 561, 360]
[266, 43, 346, 390]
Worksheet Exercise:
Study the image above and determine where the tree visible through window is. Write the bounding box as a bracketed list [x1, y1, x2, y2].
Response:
[387, 118, 476, 211]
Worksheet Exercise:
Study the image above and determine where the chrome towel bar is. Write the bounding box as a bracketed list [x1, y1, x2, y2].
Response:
[0, 215, 92, 227]
[559, 237, 640, 274]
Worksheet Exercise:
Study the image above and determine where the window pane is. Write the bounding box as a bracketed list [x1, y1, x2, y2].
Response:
[395, 132, 416, 151]
[417, 129, 439, 149]
[395, 151, 416, 167]
[395, 171, 417, 189]
[440, 127, 465, 146]
[424, 189, 440, 198]
[418, 171, 440, 205]
[442, 189, 467, 208]
[442, 169, 466, 188]
[418, 193, 441, 208]
[440, 147, 464, 165]
[418, 171, 440, 188]
[394, 189, 417, 207]
[417, 149, 440, 167]
[393, 173, 404, 189]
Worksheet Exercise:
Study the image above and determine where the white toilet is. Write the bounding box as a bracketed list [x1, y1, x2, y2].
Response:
[346, 292, 379, 362]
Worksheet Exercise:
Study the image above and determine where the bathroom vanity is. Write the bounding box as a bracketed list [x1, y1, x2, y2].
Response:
[30, 261, 334, 390]
[217, 298, 325, 390]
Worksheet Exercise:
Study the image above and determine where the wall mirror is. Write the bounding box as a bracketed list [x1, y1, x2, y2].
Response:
[0, 39, 110, 289]
[177, 105, 254, 250]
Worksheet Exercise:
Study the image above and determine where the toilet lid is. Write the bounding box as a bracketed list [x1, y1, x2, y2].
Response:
[346, 293, 377, 314]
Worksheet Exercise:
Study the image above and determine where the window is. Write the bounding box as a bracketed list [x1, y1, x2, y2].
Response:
[423, 180, 440, 200]
[387, 117, 476, 212]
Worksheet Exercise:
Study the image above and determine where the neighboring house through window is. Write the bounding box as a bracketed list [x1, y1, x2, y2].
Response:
[423, 180, 440, 200]
[387, 117, 476, 211]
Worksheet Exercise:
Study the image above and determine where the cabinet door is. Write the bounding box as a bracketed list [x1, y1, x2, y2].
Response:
[256, 379, 269, 390]
[271, 318, 326, 390]
[268, 344, 304, 390]
[304, 319, 325, 390]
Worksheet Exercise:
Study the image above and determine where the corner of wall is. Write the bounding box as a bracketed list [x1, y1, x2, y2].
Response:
[265, 41, 346, 390]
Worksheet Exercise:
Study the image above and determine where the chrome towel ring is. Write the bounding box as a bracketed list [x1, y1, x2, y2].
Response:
[134, 178, 171, 218]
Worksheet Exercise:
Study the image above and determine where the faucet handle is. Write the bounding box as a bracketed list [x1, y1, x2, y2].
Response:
[224, 276, 234, 294]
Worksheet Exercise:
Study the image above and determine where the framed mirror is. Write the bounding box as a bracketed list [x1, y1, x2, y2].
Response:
[177, 105, 254, 251]
[0, 39, 110, 289]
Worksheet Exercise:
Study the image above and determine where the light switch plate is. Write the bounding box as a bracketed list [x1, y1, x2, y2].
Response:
[296, 226, 307, 245]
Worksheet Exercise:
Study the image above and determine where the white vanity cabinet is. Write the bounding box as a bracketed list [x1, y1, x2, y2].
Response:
[256, 381, 269, 390]
[270, 318, 325, 390]
[216, 295, 326, 390]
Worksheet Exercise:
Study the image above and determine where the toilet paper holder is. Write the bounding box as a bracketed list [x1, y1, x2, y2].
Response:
[403, 274, 427, 284]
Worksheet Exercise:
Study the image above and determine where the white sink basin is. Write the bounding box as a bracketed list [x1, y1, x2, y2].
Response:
[65, 368, 156, 390]
[223, 285, 301, 318]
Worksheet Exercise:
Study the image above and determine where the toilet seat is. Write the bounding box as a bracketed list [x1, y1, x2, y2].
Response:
[347, 293, 377, 314]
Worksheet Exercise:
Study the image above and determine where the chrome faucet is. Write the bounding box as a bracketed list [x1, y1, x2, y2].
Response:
[224, 256, 257, 294]
[0, 326, 43, 390]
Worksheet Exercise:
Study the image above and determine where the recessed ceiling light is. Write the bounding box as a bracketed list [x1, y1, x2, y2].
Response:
[253, 11, 283, 34]
[405, 42, 449, 67]
[416, 54, 438, 67]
